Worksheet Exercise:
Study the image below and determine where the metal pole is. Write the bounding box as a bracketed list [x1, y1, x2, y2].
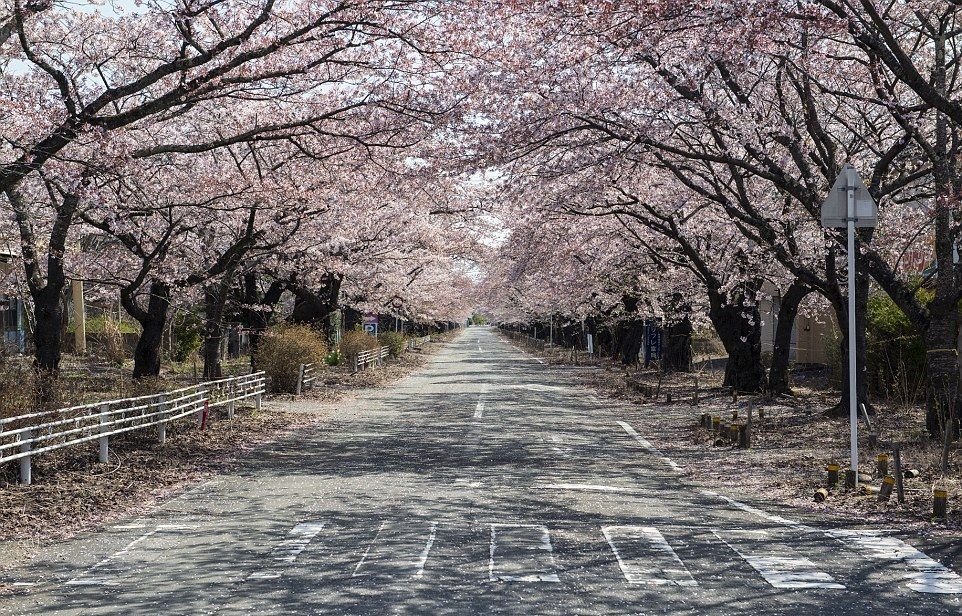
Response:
[99, 403, 110, 463]
[296, 364, 304, 396]
[847, 168, 858, 485]
[228, 380, 236, 420]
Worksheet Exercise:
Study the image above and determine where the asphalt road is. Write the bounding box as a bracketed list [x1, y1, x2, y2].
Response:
[4, 326, 962, 615]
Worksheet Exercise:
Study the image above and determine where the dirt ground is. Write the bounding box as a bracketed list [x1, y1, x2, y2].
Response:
[527, 339, 962, 539]
[0, 338, 450, 573]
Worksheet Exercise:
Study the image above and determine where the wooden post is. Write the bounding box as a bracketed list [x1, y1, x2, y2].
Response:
[934, 488, 948, 521]
[826, 463, 840, 488]
[845, 469, 857, 490]
[878, 476, 895, 502]
[693, 375, 699, 406]
[745, 399, 753, 449]
[893, 445, 905, 504]
[940, 406, 952, 474]
[876, 453, 889, 478]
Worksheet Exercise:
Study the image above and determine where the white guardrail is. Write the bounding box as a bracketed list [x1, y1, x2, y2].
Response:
[407, 335, 431, 351]
[353, 346, 390, 373]
[296, 362, 318, 395]
[0, 371, 265, 485]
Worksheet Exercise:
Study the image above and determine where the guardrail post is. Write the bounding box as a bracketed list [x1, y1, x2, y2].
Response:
[158, 394, 167, 445]
[228, 380, 236, 420]
[99, 403, 110, 463]
[255, 376, 263, 410]
[296, 364, 305, 395]
[353, 355, 359, 373]
[18, 429, 31, 485]
[197, 386, 207, 427]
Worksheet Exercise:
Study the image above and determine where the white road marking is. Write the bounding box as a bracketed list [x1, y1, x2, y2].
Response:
[714, 530, 844, 590]
[11, 582, 37, 587]
[414, 522, 439, 577]
[353, 522, 386, 577]
[616, 421, 684, 472]
[111, 524, 147, 531]
[699, 490, 804, 528]
[474, 399, 485, 419]
[828, 529, 962, 594]
[542, 483, 630, 493]
[247, 521, 325, 580]
[602, 526, 697, 586]
[489, 524, 561, 582]
[478, 345, 483, 352]
[66, 525, 191, 586]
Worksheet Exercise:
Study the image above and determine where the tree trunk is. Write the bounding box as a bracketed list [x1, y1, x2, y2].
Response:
[126, 281, 171, 379]
[238, 274, 287, 371]
[290, 273, 342, 341]
[202, 282, 228, 379]
[662, 316, 693, 373]
[923, 309, 960, 438]
[31, 285, 65, 404]
[768, 281, 811, 396]
[708, 287, 766, 393]
[621, 320, 644, 365]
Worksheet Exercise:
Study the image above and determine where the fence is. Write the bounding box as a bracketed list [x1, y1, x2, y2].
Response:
[296, 362, 318, 395]
[353, 346, 390, 373]
[407, 335, 431, 350]
[0, 371, 265, 485]
[503, 330, 547, 351]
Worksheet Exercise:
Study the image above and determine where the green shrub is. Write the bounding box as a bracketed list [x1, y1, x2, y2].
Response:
[255, 325, 327, 393]
[378, 331, 406, 358]
[339, 329, 379, 361]
[867, 293, 925, 403]
[172, 312, 204, 362]
[324, 350, 341, 366]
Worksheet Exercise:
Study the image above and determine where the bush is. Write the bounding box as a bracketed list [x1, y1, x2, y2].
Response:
[867, 293, 925, 403]
[255, 325, 327, 393]
[172, 312, 204, 362]
[324, 350, 341, 366]
[378, 331, 406, 358]
[339, 329, 379, 361]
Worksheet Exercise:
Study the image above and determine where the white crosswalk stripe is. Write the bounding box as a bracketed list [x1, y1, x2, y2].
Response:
[247, 521, 325, 580]
[602, 526, 697, 586]
[828, 529, 962, 594]
[489, 524, 561, 582]
[714, 529, 845, 590]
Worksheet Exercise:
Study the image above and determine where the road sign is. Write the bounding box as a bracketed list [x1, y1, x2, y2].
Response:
[821, 164, 878, 485]
[363, 313, 378, 336]
[820, 164, 877, 228]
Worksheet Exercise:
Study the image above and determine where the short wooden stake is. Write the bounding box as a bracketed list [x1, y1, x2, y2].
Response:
[693, 376, 700, 406]
[737, 424, 749, 448]
[933, 488, 948, 521]
[666, 392, 672, 404]
[893, 446, 905, 504]
[731, 387, 738, 403]
[876, 453, 889, 478]
[712, 416, 720, 435]
[845, 469, 857, 490]
[827, 463, 840, 488]
[878, 476, 895, 502]
[729, 424, 739, 444]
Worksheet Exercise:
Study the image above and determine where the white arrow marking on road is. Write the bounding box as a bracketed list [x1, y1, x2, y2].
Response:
[602, 526, 697, 586]
[617, 421, 684, 472]
[827, 529, 962, 594]
[474, 399, 484, 419]
[489, 524, 561, 582]
[247, 521, 325, 580]
[714, 530, 845, 590]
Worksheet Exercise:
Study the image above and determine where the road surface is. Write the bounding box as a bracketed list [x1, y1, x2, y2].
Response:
[3, 327, 961, 615]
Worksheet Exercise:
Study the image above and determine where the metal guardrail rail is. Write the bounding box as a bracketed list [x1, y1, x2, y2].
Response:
[296, 362, 318, 395]
[0, 371, 265, 485]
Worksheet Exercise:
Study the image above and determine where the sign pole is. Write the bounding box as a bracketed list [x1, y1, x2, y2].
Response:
[846, 167, 858, 485]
